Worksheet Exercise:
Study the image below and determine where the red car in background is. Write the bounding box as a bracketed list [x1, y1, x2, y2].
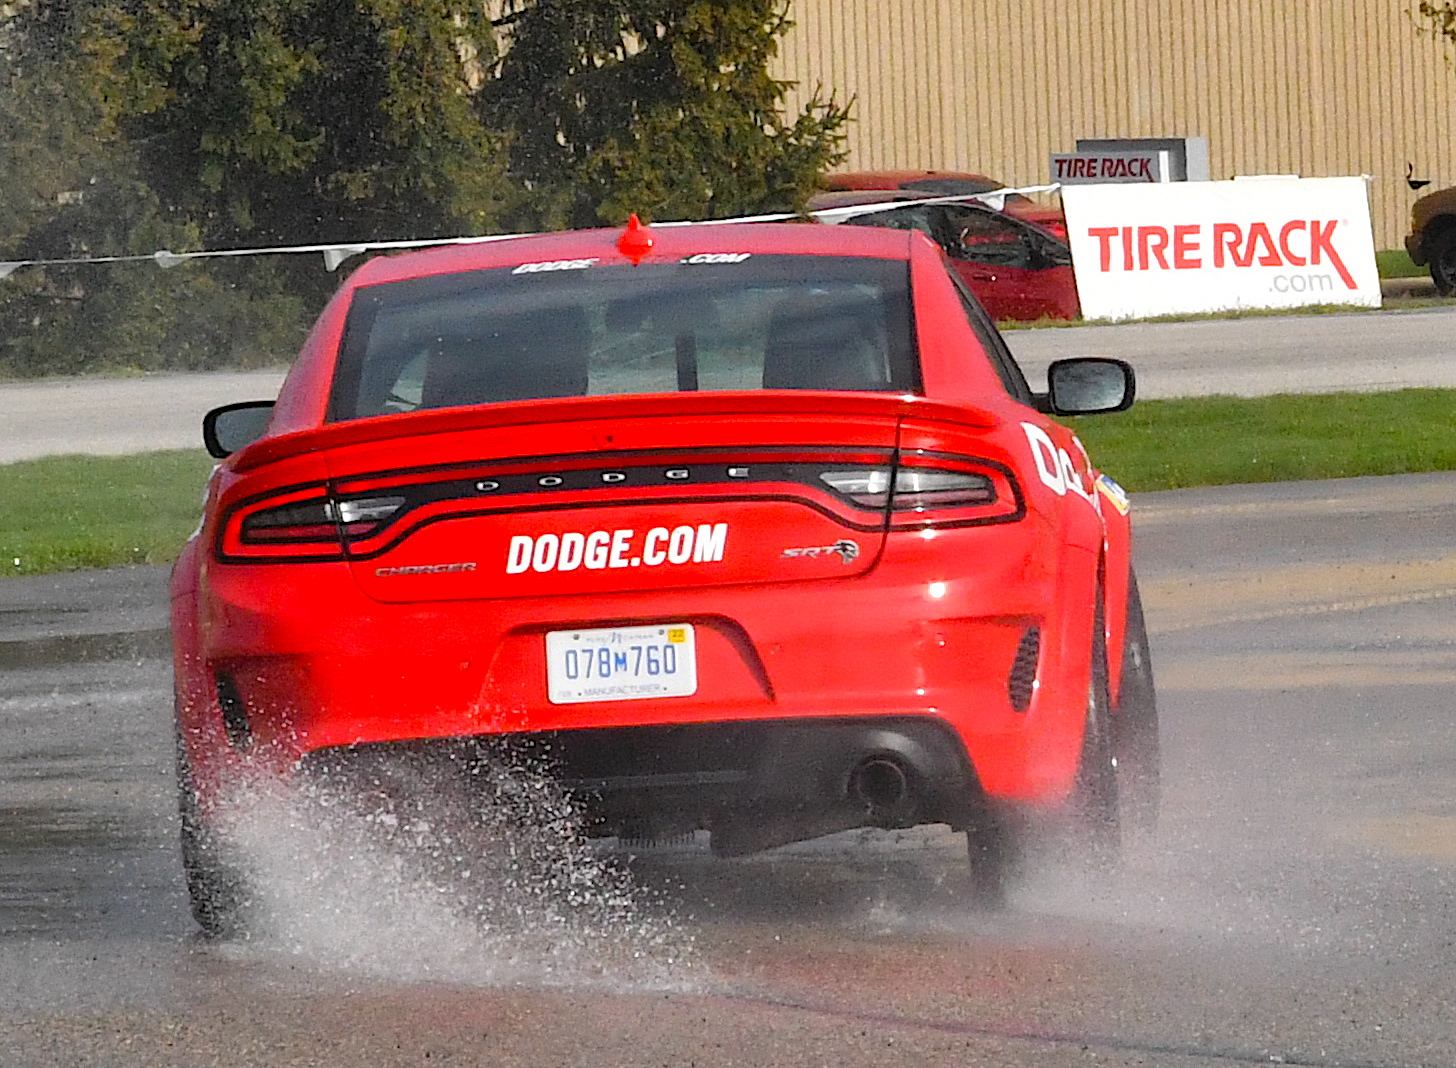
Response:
[809, 189, 1081, 321]
[825, 170, 1068, 239]
[174, 218, 1152, 935]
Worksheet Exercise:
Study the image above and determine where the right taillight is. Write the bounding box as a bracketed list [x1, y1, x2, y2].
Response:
[890, 469, 996, 510]
[818, 468, 894, 507]
[818, 456, 1022, 529]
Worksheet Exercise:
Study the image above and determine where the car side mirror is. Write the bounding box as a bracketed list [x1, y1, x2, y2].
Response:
[1041, 358, 1135, 415]
[203, 401, 276, 458]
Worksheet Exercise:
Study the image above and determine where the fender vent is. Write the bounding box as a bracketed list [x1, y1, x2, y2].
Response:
[1007, 627, 1040, 713]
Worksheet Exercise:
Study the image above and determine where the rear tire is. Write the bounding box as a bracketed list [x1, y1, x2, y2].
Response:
[962, 587, 1123, 899]
[176, 732, 249, 938]
[1066, 589, 1121, 868]
[1113, 571, 1160, 832]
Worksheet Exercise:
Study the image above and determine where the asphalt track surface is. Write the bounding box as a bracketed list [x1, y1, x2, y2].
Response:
[3, 471, 1456, 1067]
[4, 303, 1456, 463]
[3, 307, 1456, 1064]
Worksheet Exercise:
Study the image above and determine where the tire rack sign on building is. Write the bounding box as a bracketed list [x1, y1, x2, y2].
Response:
[1050, 150, 1172, 184]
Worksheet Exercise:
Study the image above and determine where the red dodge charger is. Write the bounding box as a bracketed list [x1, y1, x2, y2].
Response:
[173, 218, 1157, 934]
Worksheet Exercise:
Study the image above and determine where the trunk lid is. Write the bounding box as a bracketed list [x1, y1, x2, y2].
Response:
[315, 393, 939, 603]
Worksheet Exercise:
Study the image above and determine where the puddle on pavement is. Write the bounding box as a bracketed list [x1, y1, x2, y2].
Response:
[0, 629, 170, 669]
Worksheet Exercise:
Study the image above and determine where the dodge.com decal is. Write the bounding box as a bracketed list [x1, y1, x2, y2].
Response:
[506, 524, 728, 574]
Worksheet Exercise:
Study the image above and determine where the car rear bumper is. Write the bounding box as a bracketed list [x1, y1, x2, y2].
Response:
[176, 527, 1095, 809]
[298, 715, 988, 854]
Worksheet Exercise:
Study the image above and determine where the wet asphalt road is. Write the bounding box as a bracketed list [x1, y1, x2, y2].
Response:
[2, 475, 1456, 1066]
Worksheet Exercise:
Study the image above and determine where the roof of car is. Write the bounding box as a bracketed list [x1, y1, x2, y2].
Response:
[825, 170, 1002, 190]
[805, 189, 945, 211]
[342, 221, 919, 289]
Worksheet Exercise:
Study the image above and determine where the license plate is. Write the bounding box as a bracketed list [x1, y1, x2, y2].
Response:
[546, 624, 697, 704]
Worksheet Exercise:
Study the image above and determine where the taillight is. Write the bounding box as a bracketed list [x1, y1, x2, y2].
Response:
[818, 468, 892, 506]
[240, 498, 337, 544]
[818, 457, 1021, 529]
[891, 468, 999, 511]
[819, 468, 995, 509]
[333, 495, 407, 527]
[221, 490, 408, 561]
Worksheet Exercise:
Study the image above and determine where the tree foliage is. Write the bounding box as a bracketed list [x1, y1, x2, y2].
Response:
[72, 0, 510, 247]
[0, 0, 849, 376]
[0, 21, 304, 375]
[1417, 1, 1456, 42]
[486, 0, 849, 228]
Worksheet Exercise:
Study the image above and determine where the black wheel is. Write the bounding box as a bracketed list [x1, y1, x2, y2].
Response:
[1429, 225, 1456, 297]
[176, 731, 249, 938]
[1065, 588, 1121, 867]
[1112, 570, 1160, 832]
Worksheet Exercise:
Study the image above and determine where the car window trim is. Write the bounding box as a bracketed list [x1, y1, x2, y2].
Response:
[945, 269, 1034, 403]
[327, 256, 924, 422]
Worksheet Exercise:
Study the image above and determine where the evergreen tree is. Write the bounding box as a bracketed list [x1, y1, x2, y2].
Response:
[70, 0, 509, 248]
[0, 11, 306, 375]
[0, 0, 850, 375]
[485, 0, 849, 228]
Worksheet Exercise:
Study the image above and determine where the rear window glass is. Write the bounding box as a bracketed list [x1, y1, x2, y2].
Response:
[328, 255, 918, 421]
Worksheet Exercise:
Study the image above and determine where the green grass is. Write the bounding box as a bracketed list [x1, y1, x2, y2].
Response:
[4, 388, 1456, 577]
[1, 451, 217, 577]
[1068, 388, 1456, 491]
[1376, 248, 1422, 278]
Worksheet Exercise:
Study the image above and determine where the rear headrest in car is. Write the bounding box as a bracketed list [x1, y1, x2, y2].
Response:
[761, 291, 891, 391]
[421, 306, 590, 408]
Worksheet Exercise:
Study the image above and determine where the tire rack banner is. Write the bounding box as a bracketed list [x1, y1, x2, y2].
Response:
[1061, 177, 1380, 320]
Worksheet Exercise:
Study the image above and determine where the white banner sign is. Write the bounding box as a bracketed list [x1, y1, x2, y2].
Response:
[1061, 177, 1380, 319]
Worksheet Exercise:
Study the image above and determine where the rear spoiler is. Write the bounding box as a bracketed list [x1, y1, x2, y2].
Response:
[230, 391, 1000, 473]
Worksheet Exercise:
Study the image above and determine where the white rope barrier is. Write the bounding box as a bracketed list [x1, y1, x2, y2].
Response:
[0, 184, 1061, 279]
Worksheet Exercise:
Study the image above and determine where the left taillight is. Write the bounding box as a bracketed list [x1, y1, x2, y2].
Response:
[240, 498, 337, 545]
[220, 491, 407, 562]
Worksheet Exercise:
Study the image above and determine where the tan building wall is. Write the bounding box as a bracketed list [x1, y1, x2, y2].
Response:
[774, 0, 1456, 248]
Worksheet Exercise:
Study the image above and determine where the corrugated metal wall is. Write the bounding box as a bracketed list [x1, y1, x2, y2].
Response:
[774, 0, 1456, 248]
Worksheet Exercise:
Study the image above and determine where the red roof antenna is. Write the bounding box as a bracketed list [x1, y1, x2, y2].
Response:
[617, 214, 655, 265]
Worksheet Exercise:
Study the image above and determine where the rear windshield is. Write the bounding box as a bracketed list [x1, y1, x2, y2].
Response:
[328, 255, 918, 421]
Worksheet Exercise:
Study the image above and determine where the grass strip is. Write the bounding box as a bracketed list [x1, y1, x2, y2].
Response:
[1068, 388, 1456, 491]
[1, 451, 217, 577]
[3, 388, 1456, 577]
[1376, 248, 1422, 279]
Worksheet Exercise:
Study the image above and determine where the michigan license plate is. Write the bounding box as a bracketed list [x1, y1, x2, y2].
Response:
[545, 624, 697, 704]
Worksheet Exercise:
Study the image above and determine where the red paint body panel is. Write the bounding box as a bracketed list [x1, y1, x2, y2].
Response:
[173, 219, 1140, 851]
[811, 188, 1079, 321]
[946, 258, 1080, 323]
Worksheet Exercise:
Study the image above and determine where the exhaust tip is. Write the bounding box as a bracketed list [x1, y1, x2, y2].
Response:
[849, 756, 913, 821]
